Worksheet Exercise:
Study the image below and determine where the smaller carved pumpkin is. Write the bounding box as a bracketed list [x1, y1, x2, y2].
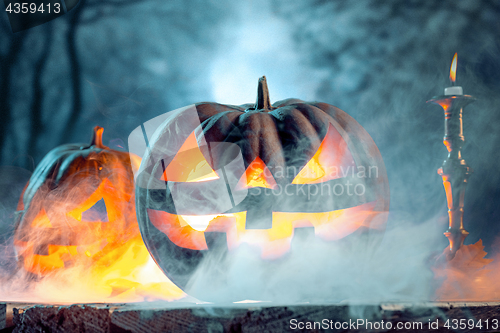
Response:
[14, 127, 140, 275]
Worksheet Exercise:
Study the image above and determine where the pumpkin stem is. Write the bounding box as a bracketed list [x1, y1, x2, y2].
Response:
[90, 126, 106, 148]
[254, 76, 272, 110]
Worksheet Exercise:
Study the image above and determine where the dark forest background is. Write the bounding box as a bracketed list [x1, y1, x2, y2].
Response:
[1, 0, 500, 253]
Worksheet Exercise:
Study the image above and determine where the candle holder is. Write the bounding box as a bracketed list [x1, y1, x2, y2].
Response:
[427, 94, 476, 260]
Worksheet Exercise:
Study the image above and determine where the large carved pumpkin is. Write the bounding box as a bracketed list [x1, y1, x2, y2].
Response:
[136, 77, 389, 295]
[14, 127, 141, 275]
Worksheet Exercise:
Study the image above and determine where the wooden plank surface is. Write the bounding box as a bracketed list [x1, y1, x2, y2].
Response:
[12, 304, 111, 333]
[0, 303, 5, 330]
[8, 301, 500, 333]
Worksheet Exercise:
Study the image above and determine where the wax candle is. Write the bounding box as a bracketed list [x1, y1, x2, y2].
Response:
[444, 53, 463, 96]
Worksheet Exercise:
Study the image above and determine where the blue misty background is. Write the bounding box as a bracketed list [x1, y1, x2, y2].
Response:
[1, 0, 500, 254]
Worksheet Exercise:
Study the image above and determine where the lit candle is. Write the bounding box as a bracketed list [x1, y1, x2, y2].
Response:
[444, 53, 463, 96]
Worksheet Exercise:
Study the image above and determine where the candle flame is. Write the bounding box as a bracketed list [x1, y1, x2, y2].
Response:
[449, 53, 458, 83]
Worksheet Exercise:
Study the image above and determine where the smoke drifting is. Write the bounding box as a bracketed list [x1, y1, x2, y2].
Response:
[186, 218, 443, 303]
[1, 0, 500, 306]
[172, 0, 500, 304]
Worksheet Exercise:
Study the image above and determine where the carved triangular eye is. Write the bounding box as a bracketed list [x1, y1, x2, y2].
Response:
[31, 208, 53, 228]
[161, 132, 219, 182]
[292, 124, 355, 184]
[81, 198, 109, 222]
[67, 178, 114, 222]
[236, 157, 277, 189]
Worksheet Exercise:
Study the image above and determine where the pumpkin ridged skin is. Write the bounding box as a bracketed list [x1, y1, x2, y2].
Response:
[14, 127, 139, 274]
[197, 99, 361, 182]
[136, 77, 390, 296]
[20, 127, 134, 212]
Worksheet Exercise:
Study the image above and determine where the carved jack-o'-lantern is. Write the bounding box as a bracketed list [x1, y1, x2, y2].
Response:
[14, 127, 140, 275]
[136, 77, 390, 293]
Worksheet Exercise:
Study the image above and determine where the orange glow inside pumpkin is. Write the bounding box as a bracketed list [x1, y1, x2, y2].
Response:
[292, 124, 355, 184]
[161, 132, 219, 183]
[236, 156, 277, 189]
[148, 201, 381, 259]
[148, 123, 382, 259]
[30, 208, 53, 228]
[14, 153, 184, 303]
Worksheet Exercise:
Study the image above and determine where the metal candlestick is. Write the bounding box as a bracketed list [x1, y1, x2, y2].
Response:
[427, 94, 476, 260]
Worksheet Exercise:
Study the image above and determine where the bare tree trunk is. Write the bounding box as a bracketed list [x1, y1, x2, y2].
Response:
[0, 34, 26, 163]
[28, 25, 53, 162]
[59, 0, 85, 144]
